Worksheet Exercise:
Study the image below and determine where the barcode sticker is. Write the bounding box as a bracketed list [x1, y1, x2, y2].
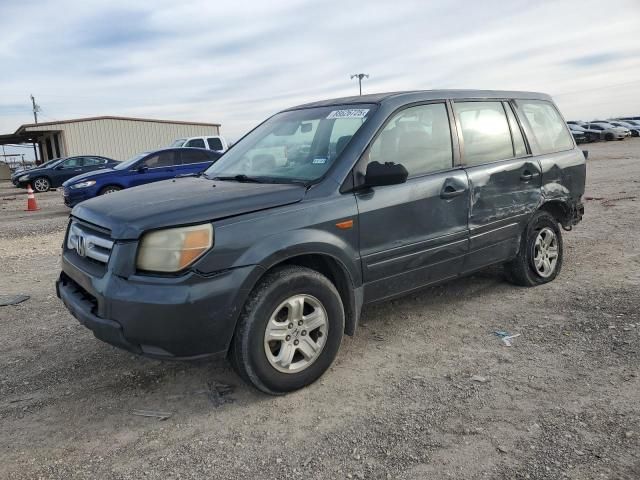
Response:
[326, 109, 369, 120]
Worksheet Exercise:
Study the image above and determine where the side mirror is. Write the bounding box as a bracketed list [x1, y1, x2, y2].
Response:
[55, 165, 64, 170]
[364, 161, 408, 187]
[136, 165, 148, 173]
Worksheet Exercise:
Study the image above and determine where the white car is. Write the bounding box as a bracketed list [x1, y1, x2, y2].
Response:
[170, 135, 229, 152]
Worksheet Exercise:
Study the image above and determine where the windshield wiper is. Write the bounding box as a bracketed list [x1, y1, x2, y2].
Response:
[176, 172, 203, 178]
[212, 174, 263, 183]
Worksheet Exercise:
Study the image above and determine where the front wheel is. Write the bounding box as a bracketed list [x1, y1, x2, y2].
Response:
[99, 185, 122, 195]
[504, 210, 563, 287]
[229, 266, 344, 395]
[32, 177, 50, 192]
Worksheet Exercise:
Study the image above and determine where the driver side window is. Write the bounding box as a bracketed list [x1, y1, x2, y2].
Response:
[368, 103, 453, 177]
[62, 157, 83, 169]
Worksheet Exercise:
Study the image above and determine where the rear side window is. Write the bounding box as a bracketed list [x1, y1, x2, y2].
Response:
[454, 101, 513, 166]
[367, 103, 453, 177]
[207, 137, 223, 150]
[517, 100, 573, 154]
[181, 149, 211, 165]
[185, 138, 206, 148]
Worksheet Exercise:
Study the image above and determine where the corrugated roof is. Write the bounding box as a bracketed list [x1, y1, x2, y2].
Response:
[16, 115, 220, 133]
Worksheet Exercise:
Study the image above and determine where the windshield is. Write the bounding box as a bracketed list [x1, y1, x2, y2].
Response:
[171, 138, 186, 147]
[204, 104, 376, 183]
[113, 153, 147, 170]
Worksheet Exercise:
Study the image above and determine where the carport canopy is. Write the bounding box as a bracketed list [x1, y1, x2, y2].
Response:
[0, 130, 58, 146]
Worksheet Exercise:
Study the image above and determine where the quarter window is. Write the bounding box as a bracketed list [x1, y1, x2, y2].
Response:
[517, 100, 573, 154]
[367, 103, 453, 177]
[454, 101, 513, 166]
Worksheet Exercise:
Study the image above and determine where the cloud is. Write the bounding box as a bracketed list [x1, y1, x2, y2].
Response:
[1, 0, 639, 147]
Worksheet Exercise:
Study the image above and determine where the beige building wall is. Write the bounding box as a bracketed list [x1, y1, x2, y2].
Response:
[25, 118, 220, 161]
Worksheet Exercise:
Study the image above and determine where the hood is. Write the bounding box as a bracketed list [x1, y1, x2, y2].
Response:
[15, 165, 50, 178]
[62, 168, 117, 187]
[72, 177, 307, 239]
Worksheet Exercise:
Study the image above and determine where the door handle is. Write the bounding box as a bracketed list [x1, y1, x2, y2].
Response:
[520, 170, 536, 181]
[440, 184, 466, 199]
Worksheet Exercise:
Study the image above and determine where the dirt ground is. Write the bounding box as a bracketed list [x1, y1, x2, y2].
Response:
[1, 140, 638, 480]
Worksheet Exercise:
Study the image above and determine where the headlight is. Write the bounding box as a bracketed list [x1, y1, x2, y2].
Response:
[70, 180, 96, 189]
[19, 175, 30, 181]
[136, 224, 213, 272]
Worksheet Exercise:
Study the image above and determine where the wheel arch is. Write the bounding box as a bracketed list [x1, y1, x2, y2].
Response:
[31, 175, 52, 190]
[539, 200, 572, 228]
[242, 251, 363, 337]
[99, 184, 125, 194]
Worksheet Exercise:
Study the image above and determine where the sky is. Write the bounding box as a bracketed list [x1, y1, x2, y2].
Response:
[1, 0, 640, 159]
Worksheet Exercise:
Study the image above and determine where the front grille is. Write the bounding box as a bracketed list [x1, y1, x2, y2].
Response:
[67, 220, 114, 265]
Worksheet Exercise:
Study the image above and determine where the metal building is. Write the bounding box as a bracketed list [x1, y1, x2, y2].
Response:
[0, 116, 221, 162]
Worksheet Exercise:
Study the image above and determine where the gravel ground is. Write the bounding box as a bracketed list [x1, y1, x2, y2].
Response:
[1, 140, 639, 479]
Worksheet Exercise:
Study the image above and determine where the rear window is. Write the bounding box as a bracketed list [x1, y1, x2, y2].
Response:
[207, 137, 224, 150]
[185, 138, 206, 149]
[517, 100, 573, 154]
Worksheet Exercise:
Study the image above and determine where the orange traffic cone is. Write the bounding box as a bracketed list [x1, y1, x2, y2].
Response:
[25, 184, 40, 212]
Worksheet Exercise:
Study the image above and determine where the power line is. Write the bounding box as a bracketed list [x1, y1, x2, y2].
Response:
[553, 80, 640, 97]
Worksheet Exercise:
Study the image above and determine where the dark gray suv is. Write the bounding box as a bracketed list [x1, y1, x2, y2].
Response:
[56, 90, 585, 394]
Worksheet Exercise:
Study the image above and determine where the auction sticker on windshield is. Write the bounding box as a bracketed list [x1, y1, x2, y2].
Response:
[326, 109, 369, 119]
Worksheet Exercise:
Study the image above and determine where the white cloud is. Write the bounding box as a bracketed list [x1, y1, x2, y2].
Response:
[1, 0, 639, 147]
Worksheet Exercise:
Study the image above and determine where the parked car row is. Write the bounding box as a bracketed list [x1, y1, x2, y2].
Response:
[567, 119, 640, 143]
[63, 148, 222, 207]
[13, 156, 120, 192]
[12, 135, 229, 207]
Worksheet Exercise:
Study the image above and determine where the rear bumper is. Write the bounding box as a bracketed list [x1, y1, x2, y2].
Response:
[570, 201, 584, 226]
[57, 250, 263, 359]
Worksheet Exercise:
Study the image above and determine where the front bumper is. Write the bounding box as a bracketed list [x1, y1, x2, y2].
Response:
[63, 187, 93, 207]
[57, 244, 263, 359]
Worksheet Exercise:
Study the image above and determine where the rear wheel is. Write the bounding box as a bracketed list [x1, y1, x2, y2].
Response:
[99, 185, 122, 195]
[229, 265, 344, 395]
[504, 210, 563, 287]
[32, 177, 50, 192]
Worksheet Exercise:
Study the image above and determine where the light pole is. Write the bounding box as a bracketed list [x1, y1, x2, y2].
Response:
[350, 73, 369, 96]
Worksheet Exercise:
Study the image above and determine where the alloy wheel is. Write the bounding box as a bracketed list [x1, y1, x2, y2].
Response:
[533, 227, 558, 278]
[263, 294, 328, 373]
[33, 178, 49, 192]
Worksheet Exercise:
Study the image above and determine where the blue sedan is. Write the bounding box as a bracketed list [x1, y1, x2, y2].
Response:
[62, 147, 222, 207]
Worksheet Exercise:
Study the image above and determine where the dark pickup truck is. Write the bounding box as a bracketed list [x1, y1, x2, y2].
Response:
[57, 90, 585, 394]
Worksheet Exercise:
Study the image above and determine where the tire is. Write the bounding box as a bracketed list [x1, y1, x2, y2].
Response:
[99, 185, 122, 195]
[605, 133, 614, 141]
[229, 265, 344, 395]
[504, 210, 563, 287]
[32, 177, 50, 193]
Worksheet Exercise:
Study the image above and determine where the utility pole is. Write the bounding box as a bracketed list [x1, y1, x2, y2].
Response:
[30, 94, 40, 163]
[350, 73, 369, 96]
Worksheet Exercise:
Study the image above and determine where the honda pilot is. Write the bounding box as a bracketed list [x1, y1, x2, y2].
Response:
[57, 90, 585, 394]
